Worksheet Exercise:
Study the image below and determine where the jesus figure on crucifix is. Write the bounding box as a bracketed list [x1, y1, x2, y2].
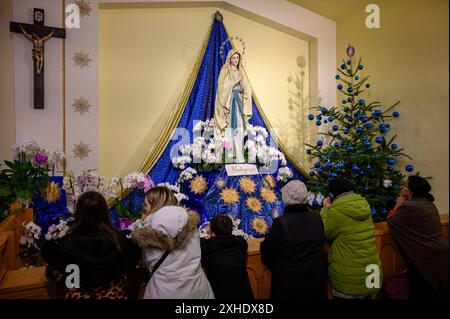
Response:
[20, 25, 54, 74]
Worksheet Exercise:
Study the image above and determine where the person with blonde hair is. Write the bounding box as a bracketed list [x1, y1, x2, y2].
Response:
[131, 186, 214, 299]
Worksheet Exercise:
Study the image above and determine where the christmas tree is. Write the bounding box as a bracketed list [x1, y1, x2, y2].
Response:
[305, 44, 414, 222]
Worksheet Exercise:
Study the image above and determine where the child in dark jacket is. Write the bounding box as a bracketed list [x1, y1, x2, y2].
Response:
[200, 215, 254, 299]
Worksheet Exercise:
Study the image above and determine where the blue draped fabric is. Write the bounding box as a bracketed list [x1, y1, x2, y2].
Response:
[115, 18, 308, 234]
[147, 18, 307, 186]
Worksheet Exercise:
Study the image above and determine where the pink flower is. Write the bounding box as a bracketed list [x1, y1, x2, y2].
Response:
[34, 152, 48, 166]
[223, 139, 232, 150]
[119, 218, 135, 231]
[143, 176, 155, 193]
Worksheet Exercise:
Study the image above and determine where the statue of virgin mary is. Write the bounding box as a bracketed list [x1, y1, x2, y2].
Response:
[214, 49, 252, 163]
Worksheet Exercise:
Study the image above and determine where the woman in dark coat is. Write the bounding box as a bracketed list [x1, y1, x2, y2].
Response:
[388, 175, 449, 299]
[260, 180, 326, 299]
[41, 191, 142, 299]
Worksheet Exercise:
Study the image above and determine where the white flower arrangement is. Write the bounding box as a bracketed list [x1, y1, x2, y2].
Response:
[44, 218, 73, 240]
[157, 182, 189, 202]
[171, 120, 289, 170]
[63, 169, 114, 213]
[19, 222, 42, 248]
[276, 166, 294, 182]
[177, 167, 198, 185]
[11, 138, 65, 174]
[307, 191, 324, 206]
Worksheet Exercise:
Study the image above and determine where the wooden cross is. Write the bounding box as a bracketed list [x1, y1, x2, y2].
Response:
[10, 8, 66, 109]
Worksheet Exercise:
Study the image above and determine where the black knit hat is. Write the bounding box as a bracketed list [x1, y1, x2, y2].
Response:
[407, 175, 434, 202]
[328, 177, 354, 197]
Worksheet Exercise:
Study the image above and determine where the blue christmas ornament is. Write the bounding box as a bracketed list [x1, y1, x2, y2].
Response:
[306, 149, 312, 155]
[346, 60, 351, 65]
[309, 171, 315, 177]
[364, 141, 372, 147]
[362, 117, 369, 123]
[314, 162, 320, 168]
[348, 116, 354, 122]
[332, 125, 339, 131]
[317, 168, 323, 174]
[387, 158, 395, 165]
[387, 167, 394, 173]
[325, 162, 333, 168]
[316, 115, 322, 120]
[355, 76, 359, 80]
[334, 142, 340, 147]
[386, 123, 391, 129]
[335, 75, 340, 79]
[317, 140, 323, 146]
[360, 170, 365, 175]
[321, 107, 329, 114]
[375, 136, 384, 143]
[308, 114, 314, 120]
[316, 120, 322, 126]
[391, 144, 398, 150]
[341, 64, 346, 70]
[312, 200, 319, 206]
[328, 116, 334, 122]
[335, 133, 341, 138]
[364, 123, 373, 129]
[337, 84, 343, 90]
[342, 100, 347, 104]
[365, 83, 371, 88]
[343, 129, 349, 134]
[356, 127, 363, 133]
[405, 164, 414, 172]
[371, 208, 377, 215]
[393, 111, 400, 118]
[352, 165, 360, 172]
[381, 209, 388, 215]
[344, 107, 349, 113]
[347, 146, 354, 151]
[347, 87, 353, 93]
[358, 99, 365, 105]
[366, 164, 372, 169]
[358, 64, 364, 70]
[324, 120, 328, 124]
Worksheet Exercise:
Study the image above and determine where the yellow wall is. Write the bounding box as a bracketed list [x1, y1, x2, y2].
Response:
[336, 0, 449, 212]
[99, 6, 311, 182]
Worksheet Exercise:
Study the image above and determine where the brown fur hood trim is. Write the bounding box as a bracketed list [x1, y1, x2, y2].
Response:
[131, 209, 200, 251]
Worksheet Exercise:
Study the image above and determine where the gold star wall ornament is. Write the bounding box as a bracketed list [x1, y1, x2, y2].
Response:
[72, 141, 91, 160]
[260, 187, 277, 204]
[263, 175, 276, 189]
[75, 0, 93, 17]
[72, 97, 91, 114]
[42, 181, 61, 203]
[190, 175, 208, 195]
[73, 50, 92, 69]
[246, 197, 263, 213]
[239, 177, 256, 194]
[220, 187, 240, 204]
[252, 217, 269, 235]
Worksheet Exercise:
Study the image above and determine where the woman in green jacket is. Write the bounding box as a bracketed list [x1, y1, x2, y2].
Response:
[320, 178, 382, 299]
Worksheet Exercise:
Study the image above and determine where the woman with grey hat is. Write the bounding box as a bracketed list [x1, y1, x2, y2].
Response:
[260, 180, 326, 299]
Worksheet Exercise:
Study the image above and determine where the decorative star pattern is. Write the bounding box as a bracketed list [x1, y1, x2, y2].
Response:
[72, 142, 91, 160]
[75, 0, 93, 17]
[73, 51, 92, 69]
[72, 97, 91, 114]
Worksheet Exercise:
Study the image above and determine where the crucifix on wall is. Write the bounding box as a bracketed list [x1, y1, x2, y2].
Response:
[10, 8, 66, 109]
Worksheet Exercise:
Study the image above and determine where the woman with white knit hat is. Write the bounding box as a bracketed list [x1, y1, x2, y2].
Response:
[260, 180, 326, 299]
